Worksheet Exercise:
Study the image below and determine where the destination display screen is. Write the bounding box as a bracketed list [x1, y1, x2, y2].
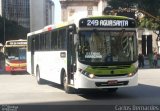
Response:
[79, 18, 136, 28]
[7, 41, 27, 45]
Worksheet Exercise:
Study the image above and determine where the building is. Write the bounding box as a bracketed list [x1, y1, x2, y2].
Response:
[60, 0, 107, 22]
[30, 0, 54, 32]
[0, 0, 30, 28]
[138, 29, 159, 55]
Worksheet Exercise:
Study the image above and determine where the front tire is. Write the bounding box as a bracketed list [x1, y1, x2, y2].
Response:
[62, 72, 74, 94]
[36, 67, 43, 84]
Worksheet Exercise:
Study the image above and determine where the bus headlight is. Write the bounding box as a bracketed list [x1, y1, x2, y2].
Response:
[128, 68, 138, 77]
[88, 74, 95, 79]
[128, 73, 134, 77]
[79, 68, 95, 79]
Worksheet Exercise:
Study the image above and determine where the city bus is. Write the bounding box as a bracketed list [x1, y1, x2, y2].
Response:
[27, 15, 138, 93]
[3, 39, 27, 73]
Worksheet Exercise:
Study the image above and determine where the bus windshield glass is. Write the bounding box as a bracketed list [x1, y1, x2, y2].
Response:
[78, 30, 137, 64]
[5, 47, 26, 60]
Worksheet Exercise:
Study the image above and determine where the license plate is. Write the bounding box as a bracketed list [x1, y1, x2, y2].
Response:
[107, 80, 118, 85]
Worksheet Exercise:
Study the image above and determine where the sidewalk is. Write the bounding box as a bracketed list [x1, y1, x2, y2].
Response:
[141, 58, 160, 69]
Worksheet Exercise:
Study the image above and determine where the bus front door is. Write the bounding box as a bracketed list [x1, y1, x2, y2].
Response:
[31, 38, 35, 74]
[67, 25, 77, 85]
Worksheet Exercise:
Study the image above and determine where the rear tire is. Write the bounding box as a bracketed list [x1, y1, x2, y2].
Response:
[36, 67, 43, 84]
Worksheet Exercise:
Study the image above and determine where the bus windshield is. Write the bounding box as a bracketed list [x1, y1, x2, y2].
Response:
[5, 47, 26, 60]
[78, 30, 137, 65]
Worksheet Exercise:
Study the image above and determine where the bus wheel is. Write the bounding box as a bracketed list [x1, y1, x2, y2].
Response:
[62, 72, 74, 94]
[107, 88, 118, 93]
[36, 67, 43, 84]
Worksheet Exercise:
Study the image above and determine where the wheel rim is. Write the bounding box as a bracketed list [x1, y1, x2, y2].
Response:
[63, 73, 68, 90]
[36, 69, 40, 82]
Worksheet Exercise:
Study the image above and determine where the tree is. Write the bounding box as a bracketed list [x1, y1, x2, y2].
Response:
[107, 0, 160, 16]
[0, 16, 29, 44]
[107, 0, 160, 30]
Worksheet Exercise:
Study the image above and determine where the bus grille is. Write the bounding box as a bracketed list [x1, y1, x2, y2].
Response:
[95, 74, 128, 77]
[95, 81, 129, 87]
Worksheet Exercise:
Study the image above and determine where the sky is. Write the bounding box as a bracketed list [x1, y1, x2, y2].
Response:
[52, 0, 61, 23]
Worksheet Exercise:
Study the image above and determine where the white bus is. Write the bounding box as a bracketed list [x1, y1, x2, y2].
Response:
[27, 15, 138, 93]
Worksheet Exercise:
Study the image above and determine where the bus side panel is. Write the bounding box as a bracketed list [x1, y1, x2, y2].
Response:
[34, 51, 67, 84]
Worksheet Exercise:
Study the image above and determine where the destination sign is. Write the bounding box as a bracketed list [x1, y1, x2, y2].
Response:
[79, 18, 136, 28]
[7, 41, 27, 45]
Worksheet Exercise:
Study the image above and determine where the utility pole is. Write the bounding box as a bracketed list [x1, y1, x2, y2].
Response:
[4, 17, 5, 45]
[3, 2, 6, 45]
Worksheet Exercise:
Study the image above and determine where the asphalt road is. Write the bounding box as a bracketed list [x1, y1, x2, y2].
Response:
[0, 69, 160, 110]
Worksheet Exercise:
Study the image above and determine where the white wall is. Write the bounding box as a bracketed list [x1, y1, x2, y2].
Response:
[138, 29, 159, 54]
[53, 0, 61, 23]
[30, 0, 45, 31]
[67, 6, 100, 22]
[98, 0, 107, 15]
[61, 0, 108, 22]
[30, 0, 54, 32]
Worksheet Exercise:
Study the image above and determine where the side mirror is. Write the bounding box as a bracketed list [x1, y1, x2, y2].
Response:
[68, 25, 74, 32]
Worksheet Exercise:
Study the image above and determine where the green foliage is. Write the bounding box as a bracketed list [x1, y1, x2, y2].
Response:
[107, 0, 160, 29]
[138, 18, 159, 30]
[0, 16, 29, 44]
[108, 0, 160, 16]
[108, 0, 138, 9]
[137, 0, 160, 17]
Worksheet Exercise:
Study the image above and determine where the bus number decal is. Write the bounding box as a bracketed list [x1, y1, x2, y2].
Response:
[87, 20, 99, 26]
[86, 20, 129, 27]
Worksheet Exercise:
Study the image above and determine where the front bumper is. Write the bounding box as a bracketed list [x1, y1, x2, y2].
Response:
[74, 72, 138, 89]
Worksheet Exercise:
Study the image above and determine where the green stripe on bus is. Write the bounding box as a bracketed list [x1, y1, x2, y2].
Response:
[85, 65, 136, 76]
[89, 15, 129, 19]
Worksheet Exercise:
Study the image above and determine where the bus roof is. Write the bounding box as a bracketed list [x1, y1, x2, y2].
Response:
[5, 39, 27, 42]
[5, 39, 27, 47]
[27, 15, 135, 37]
[27, 21, 72, 37]
[87, 15, 133, 20]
